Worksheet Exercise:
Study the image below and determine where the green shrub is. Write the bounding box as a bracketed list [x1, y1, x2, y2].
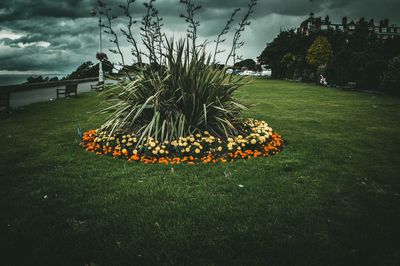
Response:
[381, 55, 400, 95]
[358, 59, 386, 91]
[99, 39, 247, 144]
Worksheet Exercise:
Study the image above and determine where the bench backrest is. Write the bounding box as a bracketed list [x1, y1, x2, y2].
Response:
[66, 84, 78, 92]
[348, 82, 357, 88]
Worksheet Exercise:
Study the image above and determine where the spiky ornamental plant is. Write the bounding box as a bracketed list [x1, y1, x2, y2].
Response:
[96, 0, 256, 145]
[99, 38, 247, 144]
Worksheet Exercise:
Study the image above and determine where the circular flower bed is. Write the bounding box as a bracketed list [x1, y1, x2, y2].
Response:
[80, 119, 284, 164]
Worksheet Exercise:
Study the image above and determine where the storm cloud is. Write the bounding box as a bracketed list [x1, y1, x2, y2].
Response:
[0, 0, 399, 74]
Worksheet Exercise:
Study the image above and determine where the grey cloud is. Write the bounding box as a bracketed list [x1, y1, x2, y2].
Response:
[0, 0, 399, 73]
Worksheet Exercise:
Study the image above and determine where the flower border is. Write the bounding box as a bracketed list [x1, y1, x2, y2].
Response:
[80, 119, 284, 164]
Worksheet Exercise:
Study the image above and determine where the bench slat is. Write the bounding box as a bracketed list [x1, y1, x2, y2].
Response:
[56, 84, 78, 99]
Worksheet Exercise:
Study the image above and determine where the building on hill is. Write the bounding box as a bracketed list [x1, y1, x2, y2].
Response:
[298, 13, 400, 40]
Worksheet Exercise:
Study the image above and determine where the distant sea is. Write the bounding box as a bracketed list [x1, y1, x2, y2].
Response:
[0, 74, 66, 86]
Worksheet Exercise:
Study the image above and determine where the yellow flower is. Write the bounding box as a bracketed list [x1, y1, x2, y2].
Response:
[150, 142, 156, 147]
[250, 139, 257, 144]
[185, 147, 190, 152]
[122, 139, 126, 143]
[195, 133, 201, 138]
[189, 137, 195, 142]
[217, 146, 223, 151]
[159, 149, 165, 154]
[195, 148, 200, 154]
[152, 150, 158, 155]
[132, 149, 138, 155]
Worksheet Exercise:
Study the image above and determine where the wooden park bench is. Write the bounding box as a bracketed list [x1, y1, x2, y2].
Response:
[346, 82, 357, 89]
[91, 83, 104, 92]
[56, 83, 78, 99]
[0, 91, 10, 112]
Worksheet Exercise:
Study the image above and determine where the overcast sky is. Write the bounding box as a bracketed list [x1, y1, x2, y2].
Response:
[0, 0, 399, 74]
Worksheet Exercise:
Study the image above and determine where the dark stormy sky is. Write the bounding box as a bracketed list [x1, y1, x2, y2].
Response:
[0, 0, 399, 74]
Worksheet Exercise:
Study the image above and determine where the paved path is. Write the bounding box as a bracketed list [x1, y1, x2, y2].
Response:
[10, 81, 101, 107]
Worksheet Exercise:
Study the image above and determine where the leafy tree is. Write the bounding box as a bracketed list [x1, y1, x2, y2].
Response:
[26, 76, 46, 83]
[67, 60, 113, 80]
[325, 49, 346, 85]
[257, 18, 399, 90]
[306, 36, 333, 67]
[281, 53, 297, 78]
[381, 55, 400, 95]
[68, 61, 94, 79]
[234, 58, 256, 70]
[358, 59, 386, 90]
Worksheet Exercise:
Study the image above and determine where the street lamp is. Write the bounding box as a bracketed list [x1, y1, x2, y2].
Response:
[91, 8, 104, 84]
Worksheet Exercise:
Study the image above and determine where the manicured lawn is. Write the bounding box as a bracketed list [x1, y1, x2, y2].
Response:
[1, 79, 400, 265]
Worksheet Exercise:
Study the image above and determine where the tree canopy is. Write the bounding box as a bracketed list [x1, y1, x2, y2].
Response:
[306, 36, 333, 67]
[234, 58, 256, 70]
[257, 22, 400, 87]
[67, 60, 113, 80]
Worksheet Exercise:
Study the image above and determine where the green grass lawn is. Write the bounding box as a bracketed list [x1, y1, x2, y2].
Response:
[1, 79, 400, 265]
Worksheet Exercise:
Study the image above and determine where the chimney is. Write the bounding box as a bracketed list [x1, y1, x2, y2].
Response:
[316, 17, 322, 28]
[325, 15, 330, 24]
[342, 17, 347, 26]
[384, 19, 389, 27]
[369, 19, 374, 26]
